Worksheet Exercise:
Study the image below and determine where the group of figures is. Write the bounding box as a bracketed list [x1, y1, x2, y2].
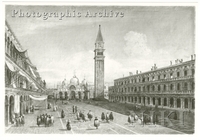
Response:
[13, 114, 25, 127]
[26, 105, 35, 114]
[101, 112, 114, 123]
[127, 113, 158, 126]
[36, 113, 54, 127]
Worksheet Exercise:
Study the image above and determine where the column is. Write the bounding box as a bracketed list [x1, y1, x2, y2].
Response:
[174, 97, 177, 108]
[188, 98, 192, 110]
[132, 96, 135, 104]
[155, 98, 158, 106]
[167, 97, 170, 107]
[5, 103, 10, 126]
[181, 98, 185, 109]
[145, 97, 148, 106]
[150, 97, 153, 105]
[141, 97, 144, 105]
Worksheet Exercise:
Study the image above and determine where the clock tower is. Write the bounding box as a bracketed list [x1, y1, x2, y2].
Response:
[94, 25, 105, 98]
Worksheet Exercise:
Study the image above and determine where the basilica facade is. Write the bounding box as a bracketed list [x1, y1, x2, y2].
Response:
[55, 75, 90, 100]
[108, 56, 195, 111]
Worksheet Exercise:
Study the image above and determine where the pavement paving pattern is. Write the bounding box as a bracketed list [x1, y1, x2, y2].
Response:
[6, 100, 186, 134]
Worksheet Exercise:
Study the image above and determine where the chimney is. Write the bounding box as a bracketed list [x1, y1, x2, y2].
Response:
[170, 61, 172, 65]
[136, 70, 138, 74]
[191, 55, 193, 60]
[180, 59, 183, 63]
[140, 71, 142, 73]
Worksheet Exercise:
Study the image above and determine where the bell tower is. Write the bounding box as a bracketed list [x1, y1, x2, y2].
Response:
[94, 25, 105, 98]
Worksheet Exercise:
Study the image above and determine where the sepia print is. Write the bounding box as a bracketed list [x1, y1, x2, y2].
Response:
[4, 3, 195, 134]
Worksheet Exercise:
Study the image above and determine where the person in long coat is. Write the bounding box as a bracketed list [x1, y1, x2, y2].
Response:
[21, 115, 25, 126]
[94, 117, 100, 129]
[87, 110, 93, 121]
[37, 116, 41, 127]
[106, 112, 109, 123]
[72, 106, 75, 113]
[101, 112, 105, 121]
[75, 106, 78, 113]
[66, 120, 71, 130]
[109, 112, 114, 121]
[61, 110, 65, 118]
[128, 115, 132, 124]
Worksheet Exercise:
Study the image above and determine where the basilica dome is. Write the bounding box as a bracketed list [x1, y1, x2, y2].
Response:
[70, 75, 79, 85]
[82, 79, 87, 86]
[62, 79, 67, 87]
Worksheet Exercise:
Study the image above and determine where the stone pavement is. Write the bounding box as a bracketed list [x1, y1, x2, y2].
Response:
[5, 100, 186, 134]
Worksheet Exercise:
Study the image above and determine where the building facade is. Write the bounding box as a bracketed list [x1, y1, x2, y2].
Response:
[5, 21, 46, 127]
[94, 25, 105, 98]
[108, 57, 195, 111]
[55, 75, 90, 100]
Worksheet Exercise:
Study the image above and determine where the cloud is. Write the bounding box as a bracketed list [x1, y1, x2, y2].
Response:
[123, 31, 151, 57]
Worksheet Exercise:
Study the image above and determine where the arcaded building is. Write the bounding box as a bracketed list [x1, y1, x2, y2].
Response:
[108, 56, 195, 111]
[5, 21, 46, 126]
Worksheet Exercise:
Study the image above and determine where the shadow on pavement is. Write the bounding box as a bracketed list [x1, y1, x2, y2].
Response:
[59, 129, 67, 131]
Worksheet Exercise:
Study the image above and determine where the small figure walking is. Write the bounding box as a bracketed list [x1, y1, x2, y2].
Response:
[109, 112, 114, 121]
[94, 117, 100, 129]
[61, 109, 65, 118]
[66, 120, 71, 130]
[101, 112, 105, 121]
[106, 112, 109, 123]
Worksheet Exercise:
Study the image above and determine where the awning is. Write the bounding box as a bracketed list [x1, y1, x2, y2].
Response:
[5, 60, 17, 72]
[31, 82, 38, 90]
[19, 71, 33, 83]
[29, 66, 37, 78]
[29, 95, 47, 101]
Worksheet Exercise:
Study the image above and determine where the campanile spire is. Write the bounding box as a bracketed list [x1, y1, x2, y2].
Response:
[94, 25, 105, 98]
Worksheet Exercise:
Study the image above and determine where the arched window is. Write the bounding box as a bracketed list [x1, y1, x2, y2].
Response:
[163, 84, 166, 91]
[152, 85, 155, 91]
[192, 82, 195, 90]
[170, 73, 173, 78]
[184, 82, 188, 90]
[158, 85, 161, 91]
[143, 86, 145, 92]
[158, 75, 160, 80]
[170, 84, 174, 91]
[177, 71, 180, 77]
[192, 69, 195, 76]
[177, 83, 181, 91]
[147, 85, 150, 92]
[184, 70, 188, 76]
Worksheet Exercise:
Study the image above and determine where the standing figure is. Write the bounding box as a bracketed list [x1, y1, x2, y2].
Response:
[37, 116, 41, 127]
[21, 115, 25, 126]
[128, 115, 132, 124]
[76, 111, 80, 120]
[72, 105, 75, 113]
[61, 110, 65, 118]
[106, 112, 109, 123]
[66, 120, 71, 130]
[82, 113, 86, 122]
[75, 106, 78, 113]
[87, 110, 93, 121]
[109, 112, 114, 121]
[94, 117, 100, 129]
[101, 112, 105, 121]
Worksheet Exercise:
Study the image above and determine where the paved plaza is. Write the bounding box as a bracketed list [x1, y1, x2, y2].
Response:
[6, 100, 185, 134]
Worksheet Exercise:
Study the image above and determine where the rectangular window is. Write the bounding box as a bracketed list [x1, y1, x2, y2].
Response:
[97, 52, 103, 55]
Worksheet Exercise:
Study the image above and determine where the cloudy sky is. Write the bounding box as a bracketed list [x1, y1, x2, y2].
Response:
[5, 5, 195, 88]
